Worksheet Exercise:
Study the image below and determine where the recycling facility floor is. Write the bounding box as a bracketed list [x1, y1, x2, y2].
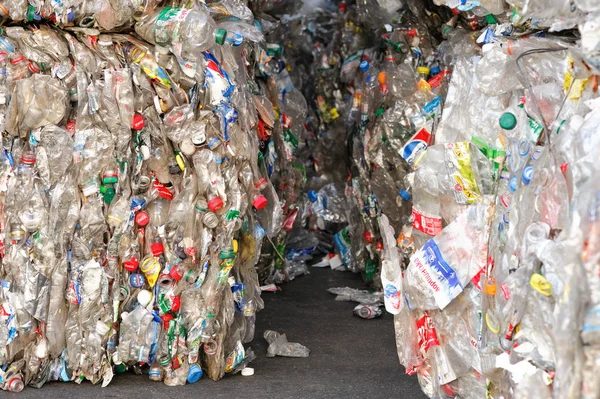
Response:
[19, 266, 426, 398]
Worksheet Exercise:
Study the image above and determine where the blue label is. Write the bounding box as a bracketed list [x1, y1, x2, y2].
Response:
[422, 96, 441, 117]
[422, 240, 462, 292]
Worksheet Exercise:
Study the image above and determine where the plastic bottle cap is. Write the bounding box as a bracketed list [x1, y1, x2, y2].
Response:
[499, 112, 517, 130]
[129, 273, 145, 288]
[169, 266, 183, 281]
[180, 138, 195, 156]
[253, 195, 268, 210]
[114, 363, 127, 374]
[215, 29, 227, 45]
[132, 113, 145, 130]
[522, 165, 533, 185]
[151, 242, 164, 256]
[135, 211, 150, 227]
[171, 296, 181, 312]
[187, 364, 203, 383]
[359, 60, 369, 73]
[364, 231, 374, 243]
[232, 239, 238, 253]
[308, 190, 318, 203]
[208, 197, 224, 212]
[417, 66, 430, 75]
[123, 257, 139, 272]
[137, 290, 153, 307]
[241, 367, 254, 376]
[399, 189, 411, 201]
[431, 66, 441, 75]
[162, 313, 173, 328]
[103, 172, 118, 185]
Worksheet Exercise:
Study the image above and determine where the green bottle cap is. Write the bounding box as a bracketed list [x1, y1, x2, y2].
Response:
[114, 363, 127, 373]
[375, 107, 385, 118]
[27, 5, 35, 22]
[215, 29, 227, 45]
[499, 112, 517, 130]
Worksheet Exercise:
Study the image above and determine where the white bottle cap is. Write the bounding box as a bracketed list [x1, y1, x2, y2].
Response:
[180, 138, 196, 156]
[137, 289, 153, 308]
[241, 367, 254, 376]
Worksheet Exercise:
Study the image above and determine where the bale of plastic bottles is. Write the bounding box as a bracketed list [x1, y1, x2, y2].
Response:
[0, 0, 312, 391]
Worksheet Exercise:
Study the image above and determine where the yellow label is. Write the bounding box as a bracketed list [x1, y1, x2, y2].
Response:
[530, 273, 552, 296]
[568, 78, 588, 100]
[417, 79, 431, 93]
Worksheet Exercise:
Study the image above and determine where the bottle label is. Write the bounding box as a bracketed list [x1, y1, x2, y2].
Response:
[282, 128, 298, 161]
[400, 127, 431, 165]
[225, 341, 245, 373]
[410, 240, 463, 309]
[333, 227, 352, 266]
[444, 142, 481, 205]
[153, 7, 190, 47]
[412, 207, 441, 236]
[416, 313, 439, 356]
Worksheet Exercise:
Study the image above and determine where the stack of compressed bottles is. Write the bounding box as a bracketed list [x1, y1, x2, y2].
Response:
[300, 0, 600, 398]
[0, 0, 308, 391]
[263, 1, 379, 283]
[249, 0, 313, 284]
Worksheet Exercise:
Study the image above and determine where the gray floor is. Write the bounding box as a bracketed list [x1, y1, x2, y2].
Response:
[18, 266, 427, 398]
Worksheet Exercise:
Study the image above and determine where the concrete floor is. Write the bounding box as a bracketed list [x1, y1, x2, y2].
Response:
[18, 267, 426, 398]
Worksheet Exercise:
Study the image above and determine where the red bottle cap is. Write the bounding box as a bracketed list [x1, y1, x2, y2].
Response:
[132, 113, 145, 130]
[253, 195, 268, 210]
[169, 266, 183, 281]
[364, 231, 374, 243]
[171, 296, 181, 312]
[66, 120, 76, 133]
[135, 211, 150, 227]
[151, 242, 164, 256]
[208, 197, 224, 212]
[162, 313, 173, 328]
[376, 241, 384, 251]
[123, 257, 139, 272]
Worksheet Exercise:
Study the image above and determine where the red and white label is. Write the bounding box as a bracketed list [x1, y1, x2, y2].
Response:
[412, 207, 442, 236]
[417, 313, 440, 356]
[500, 282, 510, 300]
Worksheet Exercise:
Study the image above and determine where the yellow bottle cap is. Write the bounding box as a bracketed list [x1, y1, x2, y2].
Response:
[417, 66, 430, 75]
[232, 239, 238, 253]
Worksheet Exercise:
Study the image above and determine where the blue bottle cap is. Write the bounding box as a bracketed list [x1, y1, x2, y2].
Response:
[399, 189, 411, 201]
[129, 273, 146, 288]
[509, 177, 518, 193]
[430, 66, 441, 75]
[308, 190, 318, 203]
[187, 364, 203, 384]
[359, 60, 369, 73]
[522, 165, 533, 185]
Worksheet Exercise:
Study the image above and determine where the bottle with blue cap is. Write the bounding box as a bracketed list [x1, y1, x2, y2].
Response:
[187, 363, 203, 383]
